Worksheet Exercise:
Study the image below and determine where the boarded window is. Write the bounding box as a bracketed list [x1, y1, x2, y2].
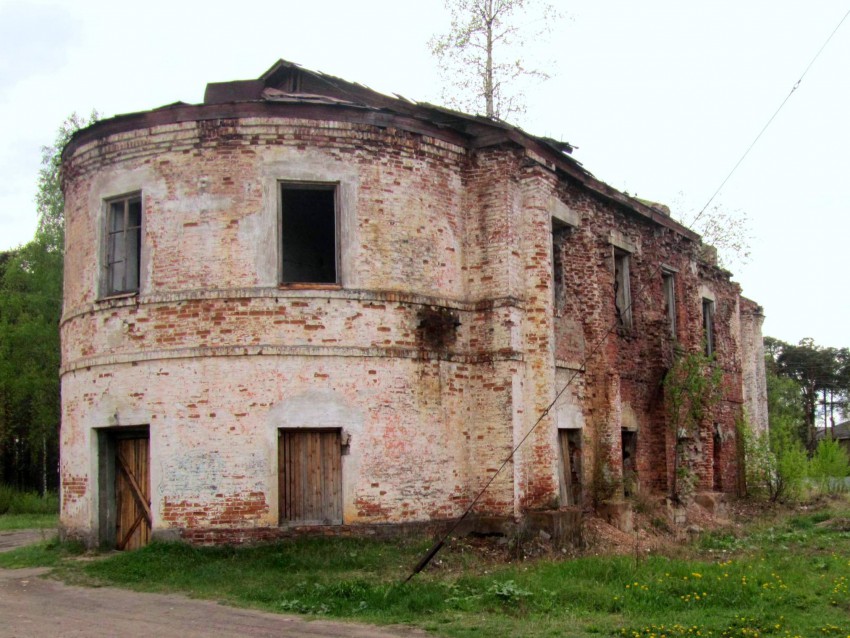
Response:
[614, 249, 632, 329]
[558, 429, 582, 506]
[106, 194, 142, 295]
[278, 429, 342, 524]
[662, 270, 676, 337]
[280, 184, 337, 284]
[702, 298, 715, 356]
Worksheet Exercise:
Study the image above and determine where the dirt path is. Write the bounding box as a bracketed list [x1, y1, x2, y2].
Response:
[0, 530, 428, 638]
[0, 568, 430, 638]
[0, 529, 51, 552]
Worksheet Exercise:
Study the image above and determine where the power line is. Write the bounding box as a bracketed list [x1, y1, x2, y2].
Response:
[691, 7, 850, 229]
[404, 8, 850, 583]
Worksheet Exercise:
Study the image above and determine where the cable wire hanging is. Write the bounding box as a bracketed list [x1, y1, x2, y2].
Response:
[404, 7, 850, 583]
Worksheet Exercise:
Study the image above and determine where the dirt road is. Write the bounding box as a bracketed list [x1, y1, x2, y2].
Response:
[0, 529, 48, 552]
[0, 530, 428, 638]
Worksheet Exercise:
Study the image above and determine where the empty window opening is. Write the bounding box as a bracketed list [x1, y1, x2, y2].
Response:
[279, 428, 342, 525]
[614, 249, 632, 329]
[558, 429, 582, 506]
[552, 220, 571, 315]
[702, 298, 715, 356]
[662, 271, 676, 337]
[621, 429, 637, 497]
[280, 185, 337, 284]
[106, 194, 142, 295]
[713, 426, 723, 491]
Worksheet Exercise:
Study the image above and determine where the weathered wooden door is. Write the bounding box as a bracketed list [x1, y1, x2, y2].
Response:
[279, 429, 342, 525]
[115, 436, 151, 550]
[559, 429, 582, 506]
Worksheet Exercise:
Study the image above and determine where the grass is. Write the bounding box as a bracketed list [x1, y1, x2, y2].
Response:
[2, 502, 850, 637]
[0, 536, 84, 569]
[0, 484, 59, 515]
[0, 512, 58, 530]
[0, 484, 59, 530]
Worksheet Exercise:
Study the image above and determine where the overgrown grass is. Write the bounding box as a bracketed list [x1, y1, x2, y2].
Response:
[0, 484, 59, 515]
[0, 484, 59, 530]
[0, 512, 58, 530]
[0, 536, 84, 569]
[4, 504, 850, 637]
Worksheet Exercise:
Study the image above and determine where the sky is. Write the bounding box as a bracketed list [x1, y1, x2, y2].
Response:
[0, 0, 848, 348]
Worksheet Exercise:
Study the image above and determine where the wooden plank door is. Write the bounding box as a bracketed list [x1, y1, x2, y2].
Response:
[115, 436, 151, 550]
[279, 429, 342, 525]
[559, 429, 582, 507]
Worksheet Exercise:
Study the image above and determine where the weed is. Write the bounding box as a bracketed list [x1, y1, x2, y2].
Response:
[4, 503, 850, 637]
[488, 579, 533, 603]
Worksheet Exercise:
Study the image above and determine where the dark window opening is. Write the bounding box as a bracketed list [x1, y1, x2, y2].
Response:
[614, 249, 632, 329]
[662, 271, 676, 337]
[713, 426, 723, 491]
[702, 298, 715, 356]
[106, 195, 142, 295]
[280, 185, 337, 284]
[552, 221, 570, 315]
[622, 429, 637, 497]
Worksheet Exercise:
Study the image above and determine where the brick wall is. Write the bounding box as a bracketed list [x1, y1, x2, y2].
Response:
[60, 108, 764, 545]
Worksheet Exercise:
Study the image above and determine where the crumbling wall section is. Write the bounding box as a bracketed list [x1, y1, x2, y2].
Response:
[740, 298, 768, 435]
[60, 117, 521, 543]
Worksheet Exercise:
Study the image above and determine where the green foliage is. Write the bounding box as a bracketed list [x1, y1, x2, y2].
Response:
[36, 111, 98, 247]
[0, 112, 95, 492]
[0, 513, 58, 531]
[0, 537, 84, 569]
[765, 336, 850, 450]
[9, 503, 850, 637]
[766, 364, 807, 445]
[741, 417, 809, 503]
[810, 438, 850, 493]
[741, 416, 849, 501]
[771, 424, 809, 502]
[664, 350, 723, 438]
[488, 579, 533, 603]
[0, 484, 59, 515]
[739, 419, 775, 500]
[663, 350, 723, 502]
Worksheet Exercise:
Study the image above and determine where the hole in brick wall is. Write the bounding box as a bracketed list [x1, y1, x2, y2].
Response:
[416, 306, 460, 350]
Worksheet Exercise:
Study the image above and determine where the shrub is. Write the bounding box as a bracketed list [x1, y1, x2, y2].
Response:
[809, 438, 850, 494]
[0, 485, 59, 515]
[740, 421, 776, 500]
[770, 421, 809, 502]
[741, 419, 807, 503]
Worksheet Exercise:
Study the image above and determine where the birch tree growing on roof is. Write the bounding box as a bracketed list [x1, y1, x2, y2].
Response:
[429, 0, 560, 121]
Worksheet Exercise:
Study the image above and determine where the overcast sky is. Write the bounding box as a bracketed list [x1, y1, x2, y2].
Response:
[1, 0, 848, 348]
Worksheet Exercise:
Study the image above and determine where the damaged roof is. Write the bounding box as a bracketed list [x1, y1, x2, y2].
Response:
[64, 59, 699, 241]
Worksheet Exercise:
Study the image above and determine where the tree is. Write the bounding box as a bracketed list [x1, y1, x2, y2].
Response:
[766, 337, 850, 451]
[692, 204, 752, 271]
[0, 112, 96, 494]
[669, 195, 753, 270]
[429, 0, 559, 120]
[766, 362, 806, 445]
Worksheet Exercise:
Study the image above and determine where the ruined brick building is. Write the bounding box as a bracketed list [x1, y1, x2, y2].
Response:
[59, 61, 767, 548]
